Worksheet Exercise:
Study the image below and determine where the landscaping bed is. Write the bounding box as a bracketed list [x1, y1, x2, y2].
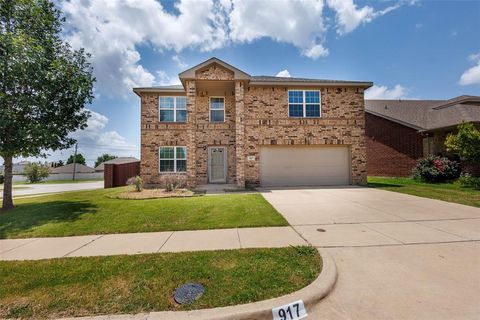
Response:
[0, 247, 321, 319]
[368, 176, 480, 207]
[111, 188, 195, 199]
[0, 188, 288, 239]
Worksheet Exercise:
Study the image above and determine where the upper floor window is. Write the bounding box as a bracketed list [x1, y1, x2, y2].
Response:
[288, 90, 321, 118]
[210, 97, 225, 122]
[159, 146, 186, 172]
[159, 96, 187, 122]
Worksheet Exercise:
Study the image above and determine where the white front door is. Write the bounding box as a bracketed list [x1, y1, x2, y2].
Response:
[208, 147, 227, 183]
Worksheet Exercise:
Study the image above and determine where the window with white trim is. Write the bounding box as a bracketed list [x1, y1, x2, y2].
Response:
[209, 97, 225, 122]
[159, 146, 186, 172]
[288, 90, 321, 118]
[159, 96, 187, 122]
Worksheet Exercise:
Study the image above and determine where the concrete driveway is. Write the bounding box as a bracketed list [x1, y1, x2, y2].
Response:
[261, 187, 480, 319]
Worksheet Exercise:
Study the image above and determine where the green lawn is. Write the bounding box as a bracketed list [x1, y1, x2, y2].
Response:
[0, 188, 288, 239]
[368, 176, 480, 207]
[0, 247, 321, 319]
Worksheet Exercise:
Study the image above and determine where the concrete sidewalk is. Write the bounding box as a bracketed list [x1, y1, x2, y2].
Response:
[1, 181, 104, 198]
[0, 226, 307, 261]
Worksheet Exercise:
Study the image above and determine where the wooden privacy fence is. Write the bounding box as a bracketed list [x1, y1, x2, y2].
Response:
[104, 161, 140, 188]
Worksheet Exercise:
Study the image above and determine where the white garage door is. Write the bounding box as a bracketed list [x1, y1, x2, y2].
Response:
[260, 146, 351, 186]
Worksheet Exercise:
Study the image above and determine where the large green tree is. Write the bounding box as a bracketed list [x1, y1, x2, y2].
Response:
[0, 0, 94, 210]
[66, 153, 86, 165]
[94, 154, 117, 167]
[445, 122, 480, 164]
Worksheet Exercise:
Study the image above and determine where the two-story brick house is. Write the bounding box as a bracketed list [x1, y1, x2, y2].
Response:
[134, 57, 372, 188]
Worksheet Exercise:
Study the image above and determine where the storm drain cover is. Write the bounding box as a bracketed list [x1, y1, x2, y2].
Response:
[173, 283, 205, 305]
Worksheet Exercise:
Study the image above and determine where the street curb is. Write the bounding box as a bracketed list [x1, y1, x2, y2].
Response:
[65, 249, 337, 320]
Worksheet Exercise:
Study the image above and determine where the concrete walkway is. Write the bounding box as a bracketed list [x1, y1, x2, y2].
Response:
[0, 226, 307, 261]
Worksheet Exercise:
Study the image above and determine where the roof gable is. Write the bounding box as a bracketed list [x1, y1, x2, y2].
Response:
[178, 57, 250, 81]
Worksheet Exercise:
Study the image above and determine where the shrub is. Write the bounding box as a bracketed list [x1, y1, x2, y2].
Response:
[458, 173, 480, 190]
[412, 155, 461, 183]
[160, 174, 187, 192]
[126, 176, 143, 192]
[0, 174, 4, 184]
[24, 163, 50, 183]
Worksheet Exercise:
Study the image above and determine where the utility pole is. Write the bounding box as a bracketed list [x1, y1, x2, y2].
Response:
[72, 143, 78, 181]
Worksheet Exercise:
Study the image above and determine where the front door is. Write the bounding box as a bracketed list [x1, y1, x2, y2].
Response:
[208, 147, 227, 183]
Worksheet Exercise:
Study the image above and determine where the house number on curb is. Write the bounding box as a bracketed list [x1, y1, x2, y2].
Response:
[272, 300, 307, 320]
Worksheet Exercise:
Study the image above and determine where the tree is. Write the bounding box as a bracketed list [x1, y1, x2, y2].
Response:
[94, 154, 117, 167]
[66, 153, 86, 165]
[24, 162, 50, 183]
[0, 0, 94, 210]
[445, 122, 480, 165]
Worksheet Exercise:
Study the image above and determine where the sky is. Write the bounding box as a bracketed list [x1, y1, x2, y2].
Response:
[11, 0, 480, 167]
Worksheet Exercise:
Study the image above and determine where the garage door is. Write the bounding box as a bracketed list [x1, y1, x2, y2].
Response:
[260, 146, 350, 186]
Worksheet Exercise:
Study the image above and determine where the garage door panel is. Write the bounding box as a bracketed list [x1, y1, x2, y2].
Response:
[260, 146, 350, 186]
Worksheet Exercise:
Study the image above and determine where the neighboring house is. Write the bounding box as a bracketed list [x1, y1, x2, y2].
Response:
[95, 157, 140, 172]
[50, 163, 96, 174]
[365, 95, 480, 176]
[134, 57, 372, 188]
[0, 161, 30, 175]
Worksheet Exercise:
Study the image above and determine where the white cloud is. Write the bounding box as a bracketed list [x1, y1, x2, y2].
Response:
[156, 70, 182, 86]
[172, 55, 188, 69]
[365, 84, 408, 99]
[60, 0, 407, 97]
[459, 52, 480, 86]
[276, 69, 291, 77]
[15, 110, 139, 166]
[327, 0, 402, 35]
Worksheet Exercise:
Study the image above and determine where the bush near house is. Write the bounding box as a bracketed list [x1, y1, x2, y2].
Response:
[412, 155, 461, 183]
[458, 173, 480, 190]
[0, 174, 4, 184]
[24, 163, 50, 183]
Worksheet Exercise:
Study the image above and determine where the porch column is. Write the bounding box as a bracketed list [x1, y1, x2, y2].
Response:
[235, 81, 246, 187]
[186, 80, 197, 187]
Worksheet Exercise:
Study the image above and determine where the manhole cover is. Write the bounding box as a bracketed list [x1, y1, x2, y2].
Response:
[173, 283, 205, 305]
[317, 228, 326, 232]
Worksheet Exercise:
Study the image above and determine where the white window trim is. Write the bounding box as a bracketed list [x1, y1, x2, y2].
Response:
[159, 146, 187, 173]
[287, 90, 322, 118]
[159, 96, 187, 123]
[209, 96, 225, 123]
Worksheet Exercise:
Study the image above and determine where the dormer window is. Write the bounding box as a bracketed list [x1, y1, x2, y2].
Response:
[159, 96, 187, 122]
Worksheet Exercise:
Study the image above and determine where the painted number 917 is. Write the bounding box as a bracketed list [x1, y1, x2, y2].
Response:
[272, 300, 307, 320]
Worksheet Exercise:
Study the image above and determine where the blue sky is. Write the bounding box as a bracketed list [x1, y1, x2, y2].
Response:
[15, 0, 480, 166]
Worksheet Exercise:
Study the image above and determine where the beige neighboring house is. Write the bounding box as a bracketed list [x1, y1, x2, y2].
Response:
[50, 163, 96, 174]
[134, 57, 372, 188]
[94, 157, 140, 172]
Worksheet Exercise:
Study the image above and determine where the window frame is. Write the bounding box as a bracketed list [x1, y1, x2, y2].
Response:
[209, 96, 225, 123]
[159, 146, 187, 173]
[287, 90, 322, 118]
[159, 96, 187, 123]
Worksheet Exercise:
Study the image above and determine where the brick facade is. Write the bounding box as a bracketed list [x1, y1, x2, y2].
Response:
[365, 113, 423, 176]
[139, 61, 368, 187]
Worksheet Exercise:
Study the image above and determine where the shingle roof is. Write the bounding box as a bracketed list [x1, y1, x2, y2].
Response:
[250, 75, 370, 84]
[50, 163, 96, 174]
[365, 96, 480, 131]
[95, 157, 140, 171]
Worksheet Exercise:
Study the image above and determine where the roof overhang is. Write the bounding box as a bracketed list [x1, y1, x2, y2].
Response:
[133, 87, 185, 96]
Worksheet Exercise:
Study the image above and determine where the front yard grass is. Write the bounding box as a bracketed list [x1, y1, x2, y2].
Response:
[0, 188, 288, 239]
[368, 176, 480, 207]
[0, 247, 321, 319]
